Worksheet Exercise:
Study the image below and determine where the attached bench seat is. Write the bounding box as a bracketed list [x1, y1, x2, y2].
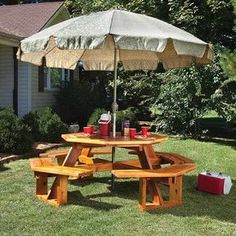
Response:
[30, 158, 93, 207]
[128, 150, 195, 165]
[157, 152, 195, 165]
[39, 148, 112, 165]
[112, 164, 196, 211]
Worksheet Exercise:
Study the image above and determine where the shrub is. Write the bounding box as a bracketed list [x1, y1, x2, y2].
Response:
[22, 111, 40, 141]
[55, 79, 108, 127]
[0, 108, 33, 154]
[22, 108, 68, 142]
[116, 108, 139, 131]
[150, 71, 206, 135]
[87, 108, 106, 128]
[37, 108, 68, 142]
[213, 80, 236, 124]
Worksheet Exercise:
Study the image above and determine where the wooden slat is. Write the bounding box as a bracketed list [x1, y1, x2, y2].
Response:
[32, 166, 93, 178]
[113, 160, 142, 169]
[90, 149, 112, 155]
[40, 151, 68, 159]
[112, 164, 196, 178]
[156, 152, 195, 164]
[30, 158, 54, 168]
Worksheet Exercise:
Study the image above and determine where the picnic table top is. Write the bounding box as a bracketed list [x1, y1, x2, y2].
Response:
[61, 132, 168, 146]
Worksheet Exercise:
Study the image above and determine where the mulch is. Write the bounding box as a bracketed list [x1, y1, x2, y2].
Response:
[0, 142, 66, 165]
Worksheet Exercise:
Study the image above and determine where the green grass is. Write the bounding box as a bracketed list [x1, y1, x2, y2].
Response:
[0, 137, 236, 236]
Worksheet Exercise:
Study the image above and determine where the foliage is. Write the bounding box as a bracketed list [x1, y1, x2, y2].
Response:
[115, 107, 139, 131]
[150, 56, 226, 135]
[213, 80, 236, 124]
[22, 108, 68, 142]
[87, 108, 106, 128]
[168, 0, 235, 48]
[55, 78, 108, 127]
[220, 48, 236, 80]
[22, 111, 40, 141]
[115, 67, 162, 120]
[0, 108, 33, 154]
[37, 107, 68, 143]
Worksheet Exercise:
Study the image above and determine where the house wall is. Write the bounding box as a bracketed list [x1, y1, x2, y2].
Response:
[0, 45, 14, 109]
[18, 62, 31, 117]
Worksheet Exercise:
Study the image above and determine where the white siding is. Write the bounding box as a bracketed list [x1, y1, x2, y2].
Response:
[31, 65, 57, 111]
[0, 45, 14, 108]
[18, 62, 31, 117]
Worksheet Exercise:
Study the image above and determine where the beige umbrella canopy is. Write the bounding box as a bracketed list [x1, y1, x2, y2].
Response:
[17, 9, 213, 137]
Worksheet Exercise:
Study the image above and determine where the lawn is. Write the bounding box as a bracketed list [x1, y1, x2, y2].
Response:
[0, 137, 235, 236]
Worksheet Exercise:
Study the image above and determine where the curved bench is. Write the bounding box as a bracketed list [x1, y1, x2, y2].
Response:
[112, 164, 196, 211]
[128, 150, 195, 165]
[30, 158, 92, 206]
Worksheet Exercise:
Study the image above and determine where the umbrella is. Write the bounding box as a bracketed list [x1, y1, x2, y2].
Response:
[17, 9, 213, 138]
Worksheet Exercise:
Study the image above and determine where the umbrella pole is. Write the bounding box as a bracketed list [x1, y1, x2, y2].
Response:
[111, 47, 118, 190]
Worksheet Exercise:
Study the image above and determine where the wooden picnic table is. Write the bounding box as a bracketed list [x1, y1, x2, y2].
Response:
[61, 132, 171, 209]
[30, 132, 196, 210]
[61, 132, 168, 168]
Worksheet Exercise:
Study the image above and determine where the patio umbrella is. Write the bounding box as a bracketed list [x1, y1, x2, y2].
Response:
[17, 9, 213, 138]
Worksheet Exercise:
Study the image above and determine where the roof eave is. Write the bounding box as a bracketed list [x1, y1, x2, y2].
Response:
[0, 32, 21, 46]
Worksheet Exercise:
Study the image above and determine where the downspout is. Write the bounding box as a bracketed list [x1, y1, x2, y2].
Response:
[13, 47, 18, 115]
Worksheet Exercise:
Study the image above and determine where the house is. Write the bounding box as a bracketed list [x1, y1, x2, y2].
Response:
[0, 2, 71, 117]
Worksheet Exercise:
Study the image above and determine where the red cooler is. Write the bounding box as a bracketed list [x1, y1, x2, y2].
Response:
[197, 172, 233, 195]
[98, 112, 111, 136]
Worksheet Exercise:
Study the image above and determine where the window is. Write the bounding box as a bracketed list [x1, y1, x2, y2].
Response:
[44, 68, 71, 90]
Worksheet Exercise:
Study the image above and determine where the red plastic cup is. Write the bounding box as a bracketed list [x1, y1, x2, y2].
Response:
[88, 125, 95, 133]
[129, 128, 137, 138]
[83, 126, 92, 134]
[141, 126, 149, 136]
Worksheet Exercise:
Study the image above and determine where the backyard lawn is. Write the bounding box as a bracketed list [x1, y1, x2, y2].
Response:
[0, 137, 235, 236]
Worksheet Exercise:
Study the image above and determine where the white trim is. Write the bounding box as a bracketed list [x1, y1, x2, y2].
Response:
[27, 63, 32, 112]
[0, 37, 19, 47]
[44, 68, 69, 91]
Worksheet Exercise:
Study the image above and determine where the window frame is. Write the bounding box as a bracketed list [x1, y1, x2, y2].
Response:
[44, 68, 70, 91]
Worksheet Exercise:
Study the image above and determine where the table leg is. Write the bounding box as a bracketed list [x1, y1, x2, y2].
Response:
[111, 146, 116, 190]
[137, 144, 163, 207]
[62, 144, 83, 166]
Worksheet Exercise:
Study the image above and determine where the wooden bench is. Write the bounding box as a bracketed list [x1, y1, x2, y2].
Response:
[39, 148, 112, 165]
[112, 164, 196, 211]
[128, 151, 195, 165]
[30, 158, 93, 207]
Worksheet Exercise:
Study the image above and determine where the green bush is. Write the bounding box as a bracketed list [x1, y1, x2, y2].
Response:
[23, 108, 68, 142]
[87, 108, 106, 128]
[0, 108, 33, 154]
[55, 79, 108, 127]
[116, 108, 139, 131]
[151, 71, 206, 135]
[37, 108, 68, 142]
[213, 80, 236, 124]
[22, 111, 40, 141]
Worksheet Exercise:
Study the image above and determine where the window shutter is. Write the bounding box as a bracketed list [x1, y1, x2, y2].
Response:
[38, 59, 45, 92]
[69, 70, 74, 81]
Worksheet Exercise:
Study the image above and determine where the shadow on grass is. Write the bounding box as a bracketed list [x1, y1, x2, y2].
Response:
[196, 137, 236, 150]
[147, 176, 236, 224]
[71, 175, 236, 224]
[68, 177, 139, 210]
[0, 165, 10, 172]
[68, 190, 122, 211]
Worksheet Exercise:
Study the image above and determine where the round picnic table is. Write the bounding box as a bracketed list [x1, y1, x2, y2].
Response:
[61, 132, 168, 168]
